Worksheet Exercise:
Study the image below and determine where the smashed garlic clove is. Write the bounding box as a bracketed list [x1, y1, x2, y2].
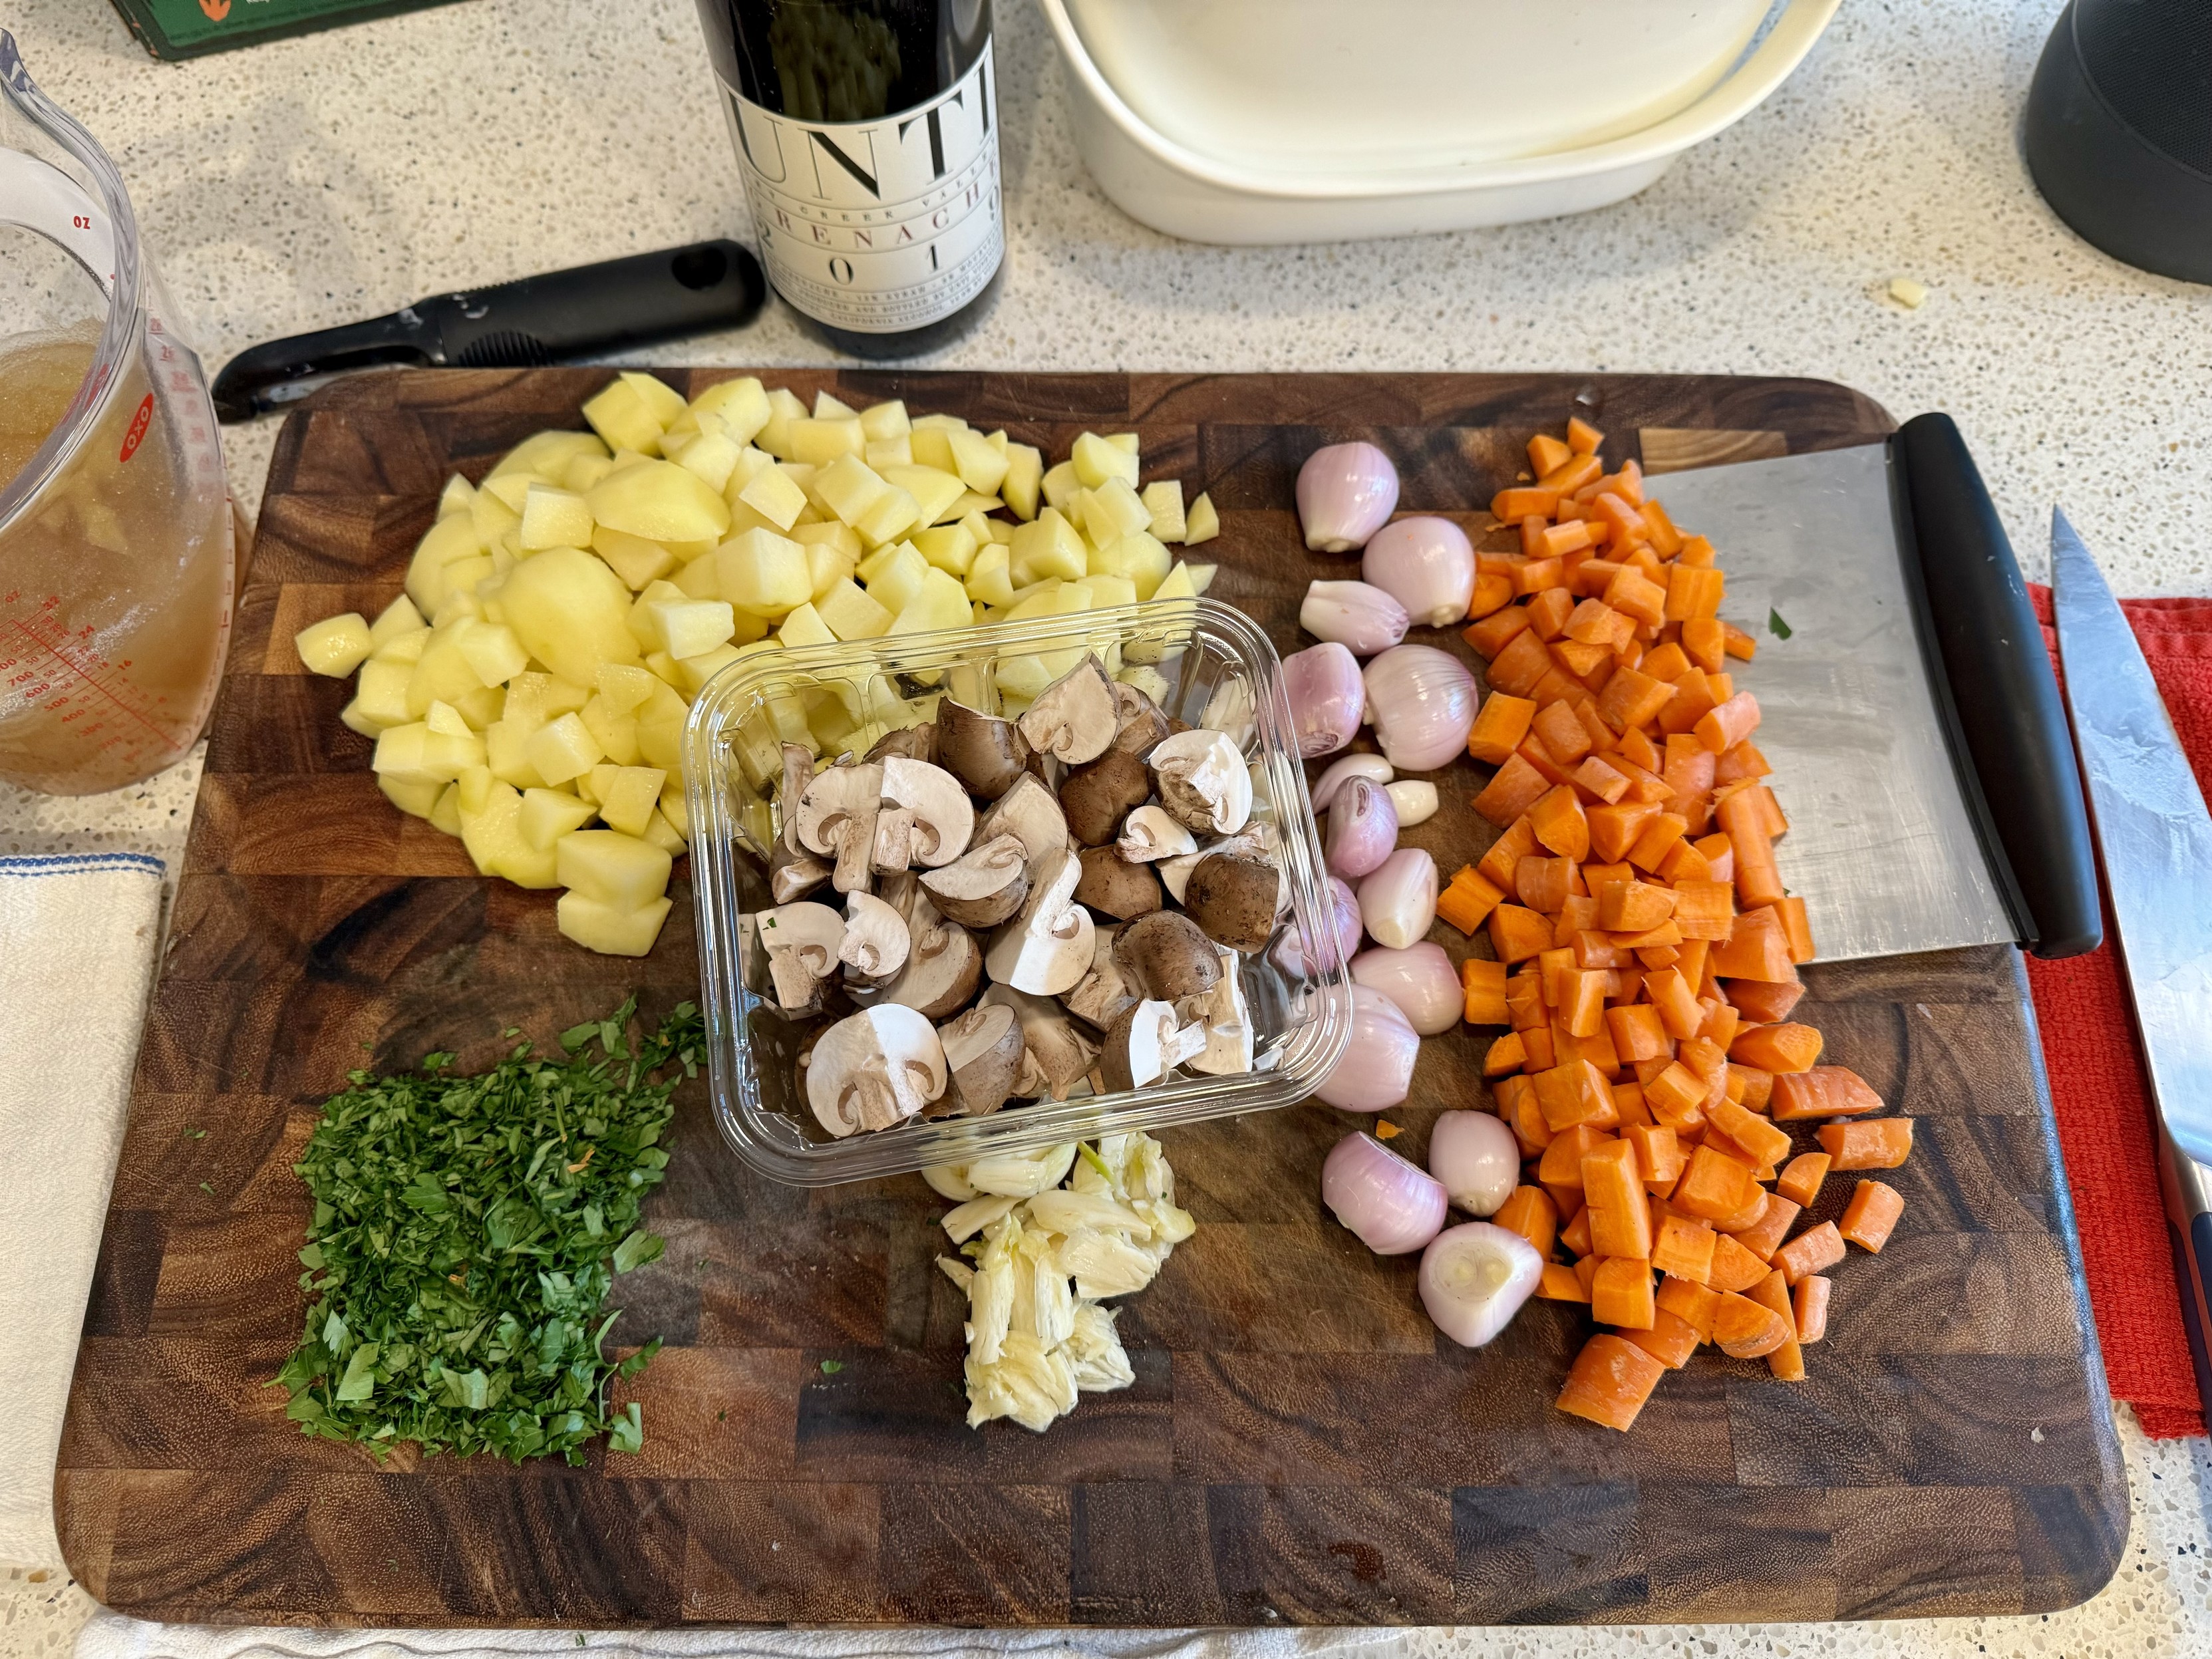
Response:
[964, 1328, 1080, 1432]
[965, 1141, 1078, 1197]
[941, 1191, 1019, 1245]
[1054, 1226, 1162, 1299]
[1025, 1188, 1153, 1239]
[1066, 1302, 1136, 1394]
[937, 1256, 975, 1293]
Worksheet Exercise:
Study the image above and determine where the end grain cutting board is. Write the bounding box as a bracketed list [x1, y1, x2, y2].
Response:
[57, 370, 2127, 1628]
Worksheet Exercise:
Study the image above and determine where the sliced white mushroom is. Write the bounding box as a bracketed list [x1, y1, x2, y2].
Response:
[793, 761, 882, 858]
[869, 805, 915, 873]
[920, 831, 1030, 929]
[981, 984, 1098, 1100]
[1016, 653, 1118, 765]
[881, 756, 975, 868]
[838, 889, 911, 980]
[985, 846, 1094, 996]
[975, 773, 1069, 868]
[1150, 728, 1253, 835]
[805, 1004, 946, 1136]
[881, 895, 982, 1020]
[1101, 998, 1207, 1093]
[935, 1001, 1026, 1116]
[1116, 804, 1198, 863]
[757, 901, 846, 1009]
[935, 698, 1028, 798]
[1181, 949, 1254, 1076]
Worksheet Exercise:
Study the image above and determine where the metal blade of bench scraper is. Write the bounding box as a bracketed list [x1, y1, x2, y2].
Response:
[1643, 442, 2015, 963]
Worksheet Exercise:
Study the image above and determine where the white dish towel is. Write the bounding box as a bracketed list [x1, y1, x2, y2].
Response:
[0, 851, 166, 1568]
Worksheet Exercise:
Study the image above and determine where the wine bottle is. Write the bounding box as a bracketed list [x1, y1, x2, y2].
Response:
[691, 0, 1004, 358]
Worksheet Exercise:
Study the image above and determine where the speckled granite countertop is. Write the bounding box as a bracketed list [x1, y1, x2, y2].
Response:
[3, 0, 2211, 1653]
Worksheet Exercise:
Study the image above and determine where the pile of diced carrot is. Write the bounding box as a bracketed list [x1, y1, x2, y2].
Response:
[1435, 416, 1913, 1432]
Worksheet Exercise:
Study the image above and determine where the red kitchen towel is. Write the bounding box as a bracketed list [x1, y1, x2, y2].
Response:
[2027, 582, 2212, 1437]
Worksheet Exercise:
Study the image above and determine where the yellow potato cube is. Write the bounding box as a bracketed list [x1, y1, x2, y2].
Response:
[947, 427, 1011, 497]
[804, 540, 859, 603]
[736, 460, 809, 531]
[788, 417, 865, 466]
[367, 593, 426, 651]
[457, 621, 529, 688]
[595, 766, 668, 838]
[1087, 574, 1139, 609]
[1080, 476, 1151, 545]
[1090, 529, 1173, 598]
[596, 662, 659, 716]
[659, 780, 691, 841]
[471, 484, 521, 545]
[642, 809, 686, 855]
[452, 682, 506, 732]
[527, 711, 605, 786]
[1001, 442, 1044, 520]
[754, 387, 808, 458]
[349, 659, 414, 732]
[864, 542, 930, 616]
[378, 772, 444, 819]
[812, 454, 892, 528]
[578, 693, 643, 766]
[1072, 432, 1140, 490]
[406, 623, 484, 716]
[621, 371, 688, 429]
[504, 671, 591, 724]
[793, 518, 863, 561]
[493, 430, 612, 482]
[814, 578, 894, 641]
[438, 473, 476, 519]
[520, 787, 597, 851]
[424, 698, 472, 738]
[854, 486, 922, 549]
[591, 527, 679, 591]
[557, 829, 673, 910]
[776, 602, 836, 652]
[691, 377, 772, 447]
[556, 891, 671, 957]
[677, 644, 742, 696]
[480, 472, 536, 515]
[1140, 480, 1187, 542]
[458, 780, 555, 887]
[428, 782, 464, 837]
[486, 719, 547, 788]
[881, 464, 966, 528]
[643, 598, 736, 660]
[676, 429, 744, 494]
[295, 612, 372, 678]
[565, 451, 617, 494]
[1009, 509, 1088, 585]
[912, 522, 977, 576]
[859, 398, 911, 441]
[718, 528, 813, 617]
[518, 484, 594, 551]
[964, 543, 1015, 607]
[1040, 460, 1081, 514]
[1184, 492, 1220, 545]
[498, 544, 642, 686]
[1187, 562, 1218, 593]
[403, 512, 483, 614]
[814, 390, 859, 420]
[673, 555, 722, 601]
[889, 568, 973, 637]
[864, 436, 913, 470]
[587, 460, 732, 545]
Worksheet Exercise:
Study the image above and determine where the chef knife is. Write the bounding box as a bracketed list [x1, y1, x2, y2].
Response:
[1639, 414, 2100, 965]
[2049, 512, 2212, 1412]
[210, 240, 766, 422]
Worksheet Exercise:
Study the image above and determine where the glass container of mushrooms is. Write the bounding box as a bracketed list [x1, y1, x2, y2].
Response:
[687, 599, 1356, 1185]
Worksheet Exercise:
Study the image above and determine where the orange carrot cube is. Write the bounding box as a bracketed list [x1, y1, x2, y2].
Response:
[1591, 1257, 1657, 1330]
[1492, 1185, 1559, 1258]
[1774, 1219, 1847, 1285]
[1839, 1179, 1906, 1250]
[1792, 1275, 1831, 1343]
[1818, 1120, 1914, 1171]
[1651, 1212, 1716, 1283]
[1555, 1334, 1668, 1431]
[1769, 1066, 1883, 1122]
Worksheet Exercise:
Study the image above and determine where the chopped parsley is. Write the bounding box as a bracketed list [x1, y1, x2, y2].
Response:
[1768, 608, 1794, 641]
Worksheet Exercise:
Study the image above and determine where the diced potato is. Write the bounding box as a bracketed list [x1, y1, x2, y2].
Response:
[909, 424, 959, 472]
[596, 662, 659, 716]
[1040, 460, 1081, 514]
[505, 671, 591, 724]
[672, 554, 722, 601]
[889, 568, 972, 637]
[736, 460, 809, 531]
[458, 766, 496, 815]
[947, 427, 1011, 496]
[403, 512, 484, 615]
[864, 541, 930, 616]
[1090, 529, 1173, 598]
[792, 518, 863, 561]
[591, 526, 679, 590]
[527, 711, 605, 786]
[854, 485, 922, 549]
[677, 643, 742, 695]
[557, 829, 673, 910]
[424, 698, 472, 738]
[642, 809, 687, 855]
[480, 472, 535, 515]
[752, 387, 807, 458]
[406, 622, 485, 716]
[692, 377, 772, 448]
[913, 522, 977, 576]
[1184, 491, 1220, 545]
[437, 474, 476, 520]
[378, 772, 444, 818]
[1080, 478, 1150, 545]
[864, 437, 913, 470]
[1118, 664, 1171, 704]
[965, 543, 1015, 607]
[812, 454, 891, 528]
[1187, 562, 1218, 593]
[1106, 432, 1140, 454]
[1072, 432, 1140, 490]
[351, 659, 414, 732]
[718, 528, 812, 617]
[457, 621, 529, 688]
[1009, 509, 1088, 585]
[816, 579, 894, 641]
[1087, 574, 1139, 609]
[1152, 561, 1201, 601]
[565, 452, 617, 494]
[484, 721, 544, 792]
[1141, 480, 1187, 542]
[776, 602, 836, 652]
[802, 538, 858, 601]
[587, 460, 732, 545]
[813, 390, 859, 420]
[518, 484, 593, 551]
[621, 371, 687, 429]
[595, 766, 668, 838]
[368, 594, 426, 650]
[578, 692, 643, 765]
[859, 398, 910, 441]
[429, 782, 463, 837]
[1001, 442, 1043, 520]
[640, 597, 736, 659]
[788, 417, 864, 466]
[671, 429, 740, 494]
[498, 545, 641, 685]
[520, 786, 597, 850]
[295, 612, 372, 677]
[470, 484, 521, 547]
[556, 890, 671, 957]
[456, 779, 559, 887]
[659, 780, 691, 841]
[452, 683, 506, 731]
[492, 430, 611, 483]
[882, 464, 966, 528]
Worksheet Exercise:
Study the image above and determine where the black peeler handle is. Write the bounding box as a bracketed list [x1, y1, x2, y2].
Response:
[212, 240, 766, 422]
[1891, 412, 2102, 959]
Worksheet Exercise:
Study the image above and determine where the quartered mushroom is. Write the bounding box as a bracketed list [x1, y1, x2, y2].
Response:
[794, 760, 884, 894]
[881, 757, 975, 867]
[1181, 851, 1281, 952]
[981, 984, 1098, 1101]
[865, 724, 935, 766]
[758, 901, 845, 1008]
[936, 698, 1030, 798]
[882, 893, 984, 1020]
[778, 744, 816, 852]
[1150, 728, 1253, 835]
[1110, 680, 1173, 758]
[1116, 804, 1197, 864]
[976, 773, 1070, 867]
[934, 1002, 1027, 1118]
[1058, 748, 1151, 846]
[985, 846, 1094, 996]
[806, 1005, 947, 1136]
[838, 889, 911, 981]
[1100, 999, 1207, 1094]
[870, 806, 916, 873]
[1064, 925, 1140, 1031]
[920, 831, 1030, 928]
[1114, 910, 1223, 1002]
[1180, 949, 1254, 1076]
[1073, 845, 1162, 921]
[768, 842, 831, 903]
[1016, 654, 1118, 766]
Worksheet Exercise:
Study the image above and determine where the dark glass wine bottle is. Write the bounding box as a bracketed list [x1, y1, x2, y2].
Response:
[691, 0, 1004, 359]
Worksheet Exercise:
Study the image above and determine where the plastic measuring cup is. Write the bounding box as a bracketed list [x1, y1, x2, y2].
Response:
[0, 31, 233, 796]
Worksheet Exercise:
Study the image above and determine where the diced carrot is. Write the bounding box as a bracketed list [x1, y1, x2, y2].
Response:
[1673, 1144, 1760, 1221]
[1708, 1098, 1792, 1169]
[1561, 970, 1610, 1039]
[1572, 756, 1631, 804]
[1515, 855, 1575, 916]
[1680, 617, 1727, 673]
[1587, 800, 1660, 864]
[1591, 878, 1670, 933]
[1658, 669, 1721, 739]
[1492, 1185, 1559, 1258]
[1625, 812, 1689, 873]
[1522, 1024, 1556, 1070]
[1777, 894, 1816, 963]
[1713, 1292, 1791, 1358]
[1669, 880, 1735, 941]
[1581, 1135, 1645, 1211]
[1597, 665, 1674, 732]
[1746, 1269, 1806, 1382]
[1438, 867, 1507, 935]
[1464, 605, 1531, 659]
[1644, 1061, 1708, 1129]
[1792, 1275, 1831, 1344]
[1695, 690, 1762, 755]
[1625, 1122, 1683, 1182]
[1460, 957, 1509, 1024]
[1693, 831, 1736, 883]
[1593, 492, 1647, 546]
[1818, 1119, 1914, 1171]
[1529, 432, 1573, 476]
[1769, 1066, 1883, 1122]
[1538, 1124, 1613, 1193]
[1676, 534, 1717, 568]
[1728, 1022, 1823, 1074]
[1537, 1058, 1619, 1131]
[1528, 786, 1591, 860]
[1566, 416, 1603, 456]
[1722, 976, 1803, 1023]
[1709, 905, 1795, 981]
[1606, 1002, 1670, 1064]
[1615, 1081, 1653, 1131]
[1774, 1151, 1830, 1209]
[1657, 1275, 1721, 1339]
[1723, 1193, 1802, 1264]
[1478, 818, 1538, 894]
[1464, 574, 1514, 623]
[1729, 1063, 1775, 1112]
[1466, 692, 1537, 764]
[1657, 839, 1712, 886]
[1591, 1257, 1657, 1330]
[1484, 626, 1554, 697]
[1564, 598, 1633, 651]
[1665, 564, 1724, 623]
[1542, 519, 1595, 558]
[1516, 736, 1577, 790]
[1620, 1307, 1702, 1369]
[1503, 1077, 1552, 1154]
[1713, 739, 1772, 785]
[1645, 967, 1704, 1041]
[1650, 1211, 1716, 1283]
[1518, 557, 1567, 597]
[1603, 566, 1669, 629]
[1473, 753, 1553, 826]
[1556, 1334, 1667, 1432]
[1539, 1261, 1591, 1302]
[1678, 1034, 1731, 1111]
[1530, 698, 1593, 765]
[1527, 586, 1577, 642]
[1839, 1179, 1905, 1250]
[1482, 1030, 1527, 1078]
[1638, 496, 1684, 557]
[1573, 1252, 1601, 1296]
[1774, 1220, 1847, 1286]
[1613, 460, 1646, 506]
[1706, 1231, 1771, 1294]
[1492, 487, 1561, 522]
[1559, 1204, 1595, 1257]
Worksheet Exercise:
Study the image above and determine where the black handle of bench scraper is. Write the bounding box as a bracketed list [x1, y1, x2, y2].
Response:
[1893, 412, 2101, 959]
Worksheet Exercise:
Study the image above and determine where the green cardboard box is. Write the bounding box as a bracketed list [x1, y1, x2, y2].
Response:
[109, 0, 470, 60]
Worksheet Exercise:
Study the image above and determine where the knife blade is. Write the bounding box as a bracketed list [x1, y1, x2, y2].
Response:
[2050, 508, 2212, 1415]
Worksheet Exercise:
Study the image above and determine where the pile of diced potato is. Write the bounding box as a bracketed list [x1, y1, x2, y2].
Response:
[291, 372, 1221, 957]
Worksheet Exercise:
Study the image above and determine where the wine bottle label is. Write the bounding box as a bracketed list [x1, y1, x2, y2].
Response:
[718, 41, 1003, 335]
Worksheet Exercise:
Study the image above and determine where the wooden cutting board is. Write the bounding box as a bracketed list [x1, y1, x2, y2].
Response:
[57, 370, 2127, 1628]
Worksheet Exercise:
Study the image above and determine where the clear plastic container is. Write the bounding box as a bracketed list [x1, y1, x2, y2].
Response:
[685, 597, 1354, 1187]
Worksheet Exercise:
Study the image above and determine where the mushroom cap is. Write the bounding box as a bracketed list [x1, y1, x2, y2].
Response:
[1149, 728, 1253, 835]
[1059, 748, 1152, 847]
[1016, 654, 1118, 766]
[759, 901, 844, 972]
[935, 1002, 1026, 1118]
[975, 773, 1069, 867]
[1116, 804, 1199, 863]
[935, 698, 1030, 798]
[980, 984, 1098, 1100]
[1110, 680, 1173, 759]
[806, 1005, 947, 1137]
[882, 897, 984, 1021]
[794, 762, 883, 857]
[1073, 845, 1163, 921]
[984, 846, 1094, 996]
[1181, 851, 1281, 952]
[839, 889, 912, 980]
[1115, 910, 1223, 1002]
[1101, 998, 1205, 1094]
[920, 831, 1030, 928]
[1064, 925, 1141, 1031]
[865, 723, 935, 766]
[881, 756, 976, 867]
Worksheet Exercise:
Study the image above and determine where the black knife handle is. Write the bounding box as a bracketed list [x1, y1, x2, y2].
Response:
[426, 240, 765, 367]
[1892, 412, 2102, 959]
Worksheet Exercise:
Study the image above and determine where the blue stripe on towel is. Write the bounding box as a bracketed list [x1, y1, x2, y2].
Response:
[0, 851, 167, 879]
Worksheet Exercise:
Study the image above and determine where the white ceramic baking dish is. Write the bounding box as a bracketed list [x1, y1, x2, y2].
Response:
[1038, 0, 1842, 245]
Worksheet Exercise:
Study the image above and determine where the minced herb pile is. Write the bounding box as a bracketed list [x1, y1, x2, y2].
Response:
[271, 999, 703, 1463]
